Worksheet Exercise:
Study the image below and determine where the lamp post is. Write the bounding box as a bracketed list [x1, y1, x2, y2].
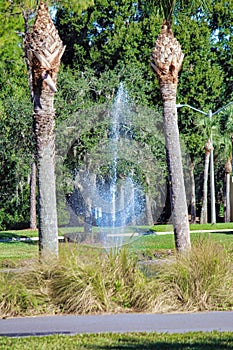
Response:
[177, 101, 233, 224]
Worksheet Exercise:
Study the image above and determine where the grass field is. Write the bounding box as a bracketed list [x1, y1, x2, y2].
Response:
[0, 331, 233, 349]
[1, 228, 233, 267]
[0, 242, 38, 267]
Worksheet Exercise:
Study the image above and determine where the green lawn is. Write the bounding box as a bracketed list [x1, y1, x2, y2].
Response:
[0, 229, 38, 239]
[1, 222, 233, 240]
[0, 331, 233, 349]
[0, 241, 38, 267]
[0, 228, 233, 267]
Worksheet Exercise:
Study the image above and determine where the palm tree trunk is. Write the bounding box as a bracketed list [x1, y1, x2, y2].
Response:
[35, 91, 59, 257]
[200, 139, 213, 224]
[145, 175, 154, 225]
[224, 158, 232, 222]
[151, 20, 190, 252]
[24, 1, 65, 259]
[225, 173, 231, 222]
[161, 82, 190, 251]
[30, 161, 37, 230]
[190, 161, 196, 224]
[200, 150, 210, 224]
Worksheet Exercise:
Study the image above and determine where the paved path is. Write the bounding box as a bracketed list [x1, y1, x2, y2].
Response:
[0, 311, 233, 337]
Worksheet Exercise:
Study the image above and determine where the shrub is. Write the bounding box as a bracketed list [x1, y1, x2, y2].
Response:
[157, 238, 233, 311]
[0, 272, 42, 317]
[50, 247, 159, 314]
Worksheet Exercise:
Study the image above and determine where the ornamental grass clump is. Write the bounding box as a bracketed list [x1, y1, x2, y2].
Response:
[158, 238, 233, 311]
[0, 272, 42, 317]
[50, 247, 158, 314]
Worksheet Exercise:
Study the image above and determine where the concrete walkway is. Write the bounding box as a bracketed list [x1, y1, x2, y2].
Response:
[0, 311, 233, 337]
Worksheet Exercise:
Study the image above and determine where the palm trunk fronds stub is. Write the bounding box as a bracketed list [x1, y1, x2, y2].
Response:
[225, 158, 232, 174]
[151, 20, 184, 85]
[24, 1, 65, 96]
[204, 139, 213, 154]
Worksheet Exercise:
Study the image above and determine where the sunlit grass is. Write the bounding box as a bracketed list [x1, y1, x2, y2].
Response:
[0, 242, 38, 267]
[0, 230, 233, 267]
[0, 229, 38, 239]
[157, 238, 233, 312]
[0, 331, 233, 349]
[0, 238, 232, 318]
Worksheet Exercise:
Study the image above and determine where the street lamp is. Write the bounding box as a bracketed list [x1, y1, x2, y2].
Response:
[177, 101, 233, 224]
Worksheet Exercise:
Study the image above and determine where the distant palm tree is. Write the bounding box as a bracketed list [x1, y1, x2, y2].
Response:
[24, 1, 65, 259]
[150, 1, 191, 252]
[222, 107, 233, 222]
[224, 155, 232, 223]
[196, 116, 219, 224]
[201, 138, 213, 224]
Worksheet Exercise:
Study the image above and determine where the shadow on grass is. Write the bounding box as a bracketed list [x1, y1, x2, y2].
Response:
[1, 332, 233, 349]
[81, 332, 233, 350]
[0, 231, 37, 243]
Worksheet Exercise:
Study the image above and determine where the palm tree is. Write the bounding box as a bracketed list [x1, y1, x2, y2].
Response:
[222, 107, 233, 222]
[200, 138, 213, 224]
[197, 116, 219, 224]
[150, 1, 191, 252]
[24, 1, 65, 259]
[224, 155, 232, 223]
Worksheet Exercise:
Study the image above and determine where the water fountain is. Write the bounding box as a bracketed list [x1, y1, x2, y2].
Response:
[56, 83, 171, 249]
[93, 83, 145, 249]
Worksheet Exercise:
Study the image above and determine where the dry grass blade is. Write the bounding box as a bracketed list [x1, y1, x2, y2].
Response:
[157, 238, 233, 311]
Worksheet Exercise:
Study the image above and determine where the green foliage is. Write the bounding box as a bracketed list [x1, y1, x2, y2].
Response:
[0, 92, 33, 229]
[54, 0, 94, 13]
[1, 0, 233, 228]
[55, 0, 161, 72]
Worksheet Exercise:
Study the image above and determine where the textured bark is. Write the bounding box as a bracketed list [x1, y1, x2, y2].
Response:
[151, 20, 190, 253]
[190, 161, 196, 224]
[24, 1, 65, 259]
[200, 141, 212, 224]
[224, 158, 232, 222]
[145, 175, 154, 225]
[30, 161, 37, 230]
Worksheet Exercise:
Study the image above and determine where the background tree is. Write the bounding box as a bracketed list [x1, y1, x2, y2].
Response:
[219, 106, 233, 222]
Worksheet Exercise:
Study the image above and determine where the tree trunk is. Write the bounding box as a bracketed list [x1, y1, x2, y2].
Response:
[161, 83, 190, 252]
[131, 186, 136, 226]
[190, 161, 196, 224]
[151, 20, 190, 253]
[24, 1, 65, 259]
[30, 161, 37, 230]
[119, 182, 125, 226]
[200, 140, 212, 224]
[84, 196, 92, 234]
[145, 175, 154, 225]
[225, 173, 231, 222]
[224, 158, 232, 223]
